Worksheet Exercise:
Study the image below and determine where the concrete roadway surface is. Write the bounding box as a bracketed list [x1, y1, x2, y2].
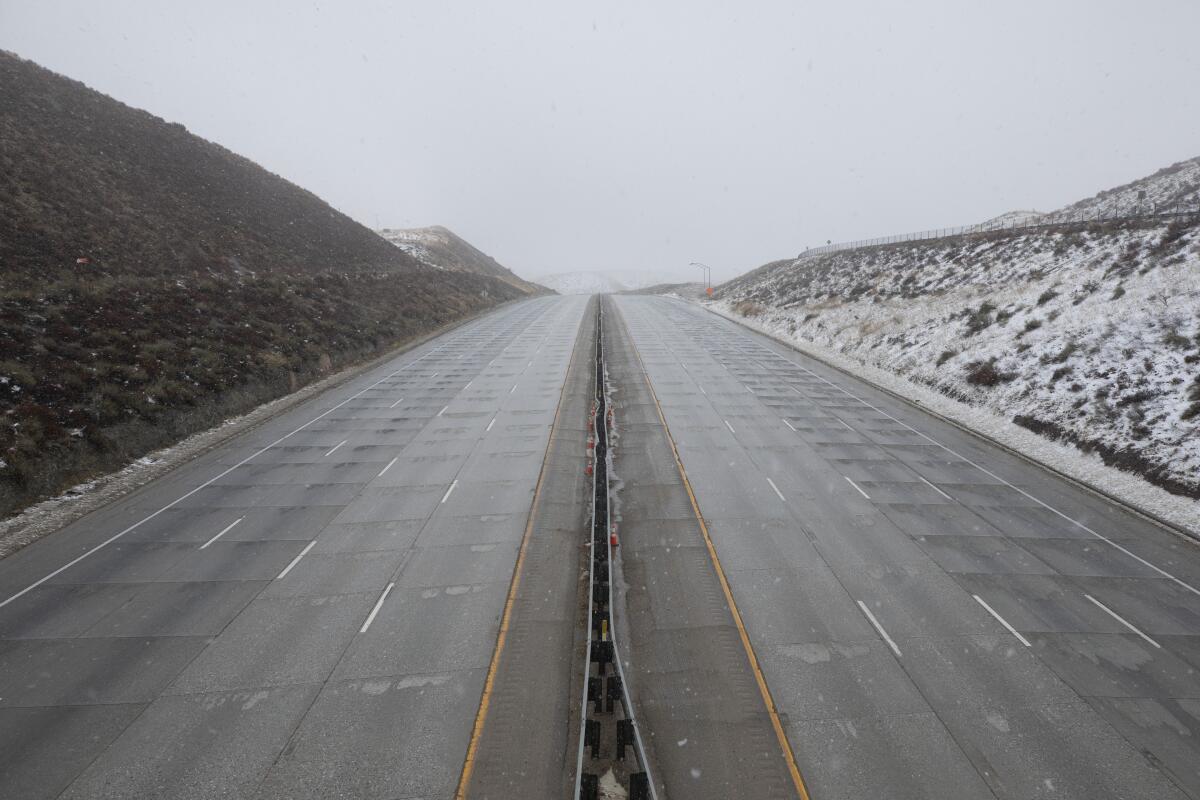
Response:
[0, 295, 589, 800]
[3, 288, 1199, 800]
[611, 294, 1200, 800]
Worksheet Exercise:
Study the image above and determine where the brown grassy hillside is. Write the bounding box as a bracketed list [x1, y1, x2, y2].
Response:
[0, 51, 525, 516]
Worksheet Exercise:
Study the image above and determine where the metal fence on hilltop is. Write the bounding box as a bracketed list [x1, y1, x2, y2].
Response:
[796, 200, 1200, 261]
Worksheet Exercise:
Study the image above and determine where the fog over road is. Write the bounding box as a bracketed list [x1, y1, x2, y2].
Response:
[1, 294, 1198, 799]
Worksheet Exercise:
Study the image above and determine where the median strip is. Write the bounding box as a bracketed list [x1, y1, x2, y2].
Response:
[576, 301, 655, 800]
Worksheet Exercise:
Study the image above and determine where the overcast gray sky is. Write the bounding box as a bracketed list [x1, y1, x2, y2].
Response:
[3, 1, 1198, 283]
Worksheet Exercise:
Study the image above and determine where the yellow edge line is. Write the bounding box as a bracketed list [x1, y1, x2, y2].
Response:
[454, 299, 590, 799]
[623, 306, 813, 800]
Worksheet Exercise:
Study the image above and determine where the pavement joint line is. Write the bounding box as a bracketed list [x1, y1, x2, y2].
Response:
[857, 599, 902, 657]
[918, 475, 954, 500]
[0, 327, 463, 609]
[723, 419, 736, 434]
[1084, 593, 1162, 648]
[837, 419, 855, 431]
[441, 479, 458, 504]
[359, 582, 395, 633]
[389, 396, 404, 408]
[623, 305, 812, 800]
[324, 439, 347, 458]
[377, 457, 399, 478]
[973, 594, 1032, 647]
[199, 516, 243, 550]
[844, 475, 871, 499]
[275, 540, 315, 580]
[767, 477, 787, 502]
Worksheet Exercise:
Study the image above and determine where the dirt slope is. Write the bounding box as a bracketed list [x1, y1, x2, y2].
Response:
[0, 50, 524, 516]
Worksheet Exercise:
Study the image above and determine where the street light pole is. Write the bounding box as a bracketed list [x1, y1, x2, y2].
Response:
[689, 262, 712, 295]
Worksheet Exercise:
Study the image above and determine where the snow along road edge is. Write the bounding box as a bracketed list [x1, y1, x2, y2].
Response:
[696, 297, 1200, 540]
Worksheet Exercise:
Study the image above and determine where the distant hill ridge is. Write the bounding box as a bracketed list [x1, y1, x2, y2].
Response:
[377, 225, 549, 294]
[1052, 156, 1200, 220]
[979, 157, 1200, 230]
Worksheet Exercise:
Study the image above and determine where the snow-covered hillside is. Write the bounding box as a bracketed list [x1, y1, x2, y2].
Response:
[1050, 157, 1200, 220]
[535, 271, 628, 295]
[716, 159, 1200, 499]
[979, 209, 1045, 228]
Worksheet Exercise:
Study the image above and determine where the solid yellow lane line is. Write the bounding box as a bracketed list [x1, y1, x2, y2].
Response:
[625, 310, 813, 800]
[454, 301, 588, 799]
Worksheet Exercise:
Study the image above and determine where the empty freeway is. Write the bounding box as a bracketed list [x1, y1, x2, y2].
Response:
[1, 293, 1198, 799]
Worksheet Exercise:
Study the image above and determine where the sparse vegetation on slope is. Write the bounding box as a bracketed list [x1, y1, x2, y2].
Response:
[0, 51, 524, 516]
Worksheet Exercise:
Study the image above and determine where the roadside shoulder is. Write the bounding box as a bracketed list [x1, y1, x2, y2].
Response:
[0, 299, 524, 560]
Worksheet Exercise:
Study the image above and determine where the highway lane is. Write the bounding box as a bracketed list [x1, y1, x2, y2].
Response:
[603, 299, 805, 799]
[0, 294, 588, 800]
[464, 296, 595, 798]
[612, 294, 1200, 800]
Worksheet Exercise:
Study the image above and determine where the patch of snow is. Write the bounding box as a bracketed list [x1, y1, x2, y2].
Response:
[376, 228, 445, 269]
[598, 769, 627, 799]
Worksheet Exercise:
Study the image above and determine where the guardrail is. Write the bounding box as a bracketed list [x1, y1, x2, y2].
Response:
[575, 304, 655, 800]
[797, 201, 1200, 260]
